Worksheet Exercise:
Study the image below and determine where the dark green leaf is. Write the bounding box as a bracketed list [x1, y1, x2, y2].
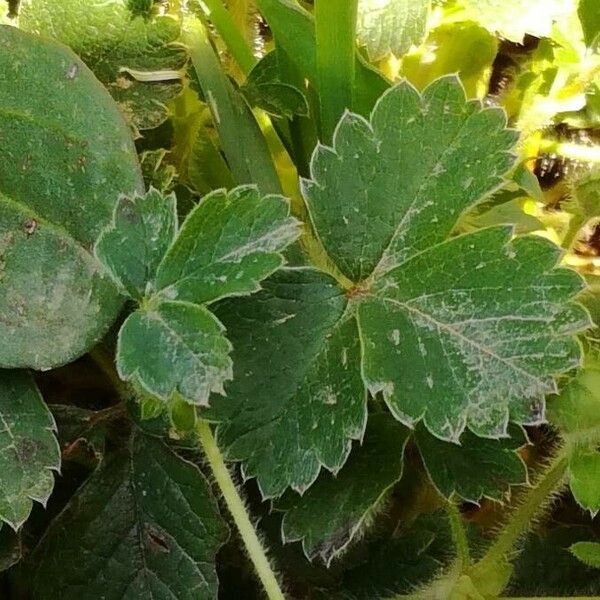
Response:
[278, 415, 410, 564]
[303, 77, 517, 281]
[208, 268, 366, 497]
[95, 189, 177, 301]
[415, 424, 528, 502]
[30, 431, 228, 599]
[303, 77, 588, 440]
[118, 300, 232, 406]
[242, 52, 309, 119]
[509, 525, 600, 596]
[0, 26, 143, 369]
[0, 371, 60, 530]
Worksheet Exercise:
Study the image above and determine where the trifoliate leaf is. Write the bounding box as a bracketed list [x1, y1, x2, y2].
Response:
[207, 268, 366, 497]
[415, 424, 528, 502]
[570, 542, 600, 569]
[30, 431, 229, 599]
[357, 0, 429, 61]
[21, 0, 187, 131]
[303, 77, 588, 441]
[0, 371, 60, 530]
[118, 300, 233, 406]
[95, 189, 177, 300]
[154, 186, 300, 305]
[460, 0, 575, 43]
[278, 415, 410, 564]
[0, 26, 143, 370]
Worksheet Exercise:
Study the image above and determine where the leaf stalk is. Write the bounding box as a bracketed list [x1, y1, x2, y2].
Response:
[196, 420, 286, 600]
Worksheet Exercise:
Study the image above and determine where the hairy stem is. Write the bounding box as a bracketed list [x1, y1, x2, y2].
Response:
[475, 447, 569, 571]
[315, 0, 358, 142]
[196, 420, 286, 600]
[447, 498, 470, 569]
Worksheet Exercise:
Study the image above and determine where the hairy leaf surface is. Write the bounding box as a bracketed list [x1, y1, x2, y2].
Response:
[31, 431, 228, 599]
[0, 371, 60, 530]
[95, 189, 177, 300]
[357, 0, 429, 60]
[208, 268, 366, 497]
[278, 415, 409, 564]
[0, 26, 143, 369]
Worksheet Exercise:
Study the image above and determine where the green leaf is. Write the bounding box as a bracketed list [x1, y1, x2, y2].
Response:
[0, 370, 60, 530]
[155, 186, 300, 305]
[303, 77, 516, 281]
[579, 0, 600, 47]
[255, 0, 389, 118]
[30, 431, 229, 599]
[460, 0, 575, 43]
[278, 415, 410, 564]
[95, 189, 177, 301]
[401, 22, 497, 98]
[118, 300, 233, 406]
[569, 448, 600, 515]
[242, 51, 309, 119]
[548, 351, 600, 514]
[359, 228, 587, 440]
[208, 268, 366, 497]
[570, 541, 600, 569]
[357, 0, 429, 60]
[169, 87, 236, 196]
[0, 26, 143, 369]
[185, 21, 282, 194]
[21, 0, 187, 131]
[302, 76, 588, 440]
[415, 424, 528, 502]
[459, 195, 544, 235]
